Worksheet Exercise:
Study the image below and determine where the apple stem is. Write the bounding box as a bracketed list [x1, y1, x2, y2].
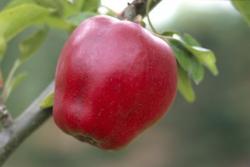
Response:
[146, 0, 158, 33]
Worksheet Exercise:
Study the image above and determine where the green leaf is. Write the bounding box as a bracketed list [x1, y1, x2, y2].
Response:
[40, 92, 54, 109]
[0, 37, 6, 60]
[191, 62, 204, 85]
[59, 0, 85, 18]
[44, 17, 74, 32]
[177, 67, 196, 103]
[162, 31, 178, 37]
[82, 0, 100, 12]
[60, 0, 99, 17]
[68, 12, 96, 25]
[189, 46, 218, 76]
[19, 27, 48, 62]
[160, 31, 218, 102]
[169, 39, 205, 85]
[5, 0, 35, 9]
[34, 0, 64, 16]
[182, 33, 200, 46]
[5, 72, 27, 99]
[0, 4, 52, 41]
[172, 34, 218, 76]
[0, 4, 52, 60]
[231, 0, 250, 25]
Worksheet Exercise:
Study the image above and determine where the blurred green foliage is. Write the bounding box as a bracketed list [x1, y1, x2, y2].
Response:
[1, 1, 250, 167]
[231, 0, 250, 25]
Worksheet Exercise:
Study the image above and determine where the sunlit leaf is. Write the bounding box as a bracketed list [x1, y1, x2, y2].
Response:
[0, 4, 52, 60]
[169, 38, 205, 85]
[0, 4, 52, 41]
[5, 0, 35, 9]
[34, 0, 64, 16]
[40, 92, 54, 109]
[162, 31, 178, 37]
[161, 31, 218, 102]
[19, 27, 48, 62]
[177, 67, 196, 103]
[182, 33, 200, 46]
[173, 34, 218, 76]
[189, 46, 218, 76]
[60, 0, 86, 18]
[82, 0, 100, 12]
[44, 17, 74, 32]
[60, 0, 99, 17]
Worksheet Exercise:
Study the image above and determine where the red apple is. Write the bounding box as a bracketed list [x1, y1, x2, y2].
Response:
[53, 15, 177, 149]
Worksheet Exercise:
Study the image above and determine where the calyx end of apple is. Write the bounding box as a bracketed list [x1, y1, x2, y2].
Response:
[72, 133, 99, 147]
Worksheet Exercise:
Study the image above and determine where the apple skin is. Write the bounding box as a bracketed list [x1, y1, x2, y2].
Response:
[53, 15, 177, 150]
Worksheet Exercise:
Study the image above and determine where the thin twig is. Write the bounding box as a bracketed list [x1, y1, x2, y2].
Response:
[1, 60, 21, 102]
[119, 0, 161, 21]
[0, 60, 20, 128]
[146, 0, 158, 33]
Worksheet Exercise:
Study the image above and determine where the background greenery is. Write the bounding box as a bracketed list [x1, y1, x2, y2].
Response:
[1, 1, 250, 167]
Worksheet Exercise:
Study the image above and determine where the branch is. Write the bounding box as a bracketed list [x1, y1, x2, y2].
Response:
[0, 82, 54, 166]
[0, 102, 13, 128]
[119, 0, 161, 21]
